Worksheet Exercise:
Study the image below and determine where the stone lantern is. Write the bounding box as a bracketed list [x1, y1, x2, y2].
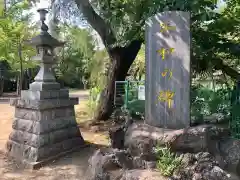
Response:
[6, 9, 85, 169]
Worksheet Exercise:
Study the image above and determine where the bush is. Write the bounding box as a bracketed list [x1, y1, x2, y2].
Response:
[127, 99, 145, 119]
[191, 85, 232, 125]
[154, 145, 182, 177]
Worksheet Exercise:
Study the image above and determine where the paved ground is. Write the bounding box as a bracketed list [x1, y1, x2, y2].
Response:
[0, 90, 110, 180]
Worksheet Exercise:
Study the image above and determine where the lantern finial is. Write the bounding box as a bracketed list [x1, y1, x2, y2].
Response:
[37, 8, 49, 32]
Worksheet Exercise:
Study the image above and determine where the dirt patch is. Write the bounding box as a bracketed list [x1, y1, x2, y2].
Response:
[0, 104, 14, 151]
[0, 143, 108, 180]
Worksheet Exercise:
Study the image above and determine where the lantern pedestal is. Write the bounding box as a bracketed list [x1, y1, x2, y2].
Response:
[7, 95, 84, 169]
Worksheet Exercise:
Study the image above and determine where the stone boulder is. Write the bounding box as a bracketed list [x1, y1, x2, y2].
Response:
[85, 148, 233, 180]
[84, 147, 159, 179]
[109, 126, 125, 149]
[217, 138, 240, 174]
[88, 122, 240, 180]
[123, 122, 240, 176]
[124, 123, 231, 156]
[173, 152, 231, 180]
[118, 169, 168, 180]
[84, 148, 135, 180]
[84, 149, 111, 180]
[236, 161, 240, 176]
[109, 110, 133, 149]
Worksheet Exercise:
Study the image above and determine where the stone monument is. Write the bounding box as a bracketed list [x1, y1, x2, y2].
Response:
[145, 11, 191, 129]
[6, 9, 85, 168]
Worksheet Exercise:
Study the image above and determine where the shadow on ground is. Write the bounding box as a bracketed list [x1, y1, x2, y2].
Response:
[0, 142, 108, 180]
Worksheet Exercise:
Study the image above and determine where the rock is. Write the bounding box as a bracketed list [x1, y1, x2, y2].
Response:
[85, 149, 113, 180]
[85, 148, 136, 180]
[204, 166, 230, 180]
[111, 108, 129, 124]
[109, 126, 125, 149]
[173, 152, 230, 180]
[119, 169, 168, 180]
[131, 156, 157, 169]
[132, 156, 145, 169]
[113, 149, 133, 169]
[144, 161, 157, 169]
[109, 109, 133, 149]
[179, 153, 196, 167]
[124, 124, 158, 158]
[125, 123, 208, 156]
[218, 138, 240, 173]
[172, 126, 212, 152]
[194, 152, 217, 164]
[124, 123, 232, 157]
[85, 147, 160, 180]
[236, 160, 240, 176]
[87, 123, 240, 180]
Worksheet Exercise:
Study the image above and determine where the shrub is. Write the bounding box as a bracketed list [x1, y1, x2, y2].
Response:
[191, 85, 232, 125]
[154, 145, 182, 177]
[127, 99, 145, 119]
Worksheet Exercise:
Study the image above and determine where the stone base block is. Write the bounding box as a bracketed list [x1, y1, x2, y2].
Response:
[29, 81, 60, 91]
[10, 97, 78, 110]
[21, 89, 69, 100]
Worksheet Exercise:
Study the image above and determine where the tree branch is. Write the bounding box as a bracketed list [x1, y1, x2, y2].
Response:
[74, 0, 116, 48]
[214, 58, 240, 80]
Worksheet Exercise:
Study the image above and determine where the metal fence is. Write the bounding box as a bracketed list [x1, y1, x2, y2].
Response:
[230, 87, 240, 139]
[114, 80, 145, 109]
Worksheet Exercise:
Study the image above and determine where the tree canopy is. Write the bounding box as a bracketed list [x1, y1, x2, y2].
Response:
[0, 0, 37, 72]
[55, 0, 239, 77]
[1, 0, 239, 120]
[55, 25, 95, 87]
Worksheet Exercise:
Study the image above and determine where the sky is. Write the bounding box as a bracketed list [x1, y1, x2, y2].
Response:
[31, 0, 104, 49]
[31, 0, 50, 23]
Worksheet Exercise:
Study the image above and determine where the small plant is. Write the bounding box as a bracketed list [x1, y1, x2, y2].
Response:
[87, 86, 101, 117]
[154, 145, 182, 177]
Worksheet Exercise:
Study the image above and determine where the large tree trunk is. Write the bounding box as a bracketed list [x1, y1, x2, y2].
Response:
[94, 40, 142, 120]
[74, 0, 143, 121]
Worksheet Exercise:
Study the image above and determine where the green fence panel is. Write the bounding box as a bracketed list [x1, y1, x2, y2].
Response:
[114, 80, 145, 113]
[231, 87, 240, 139]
